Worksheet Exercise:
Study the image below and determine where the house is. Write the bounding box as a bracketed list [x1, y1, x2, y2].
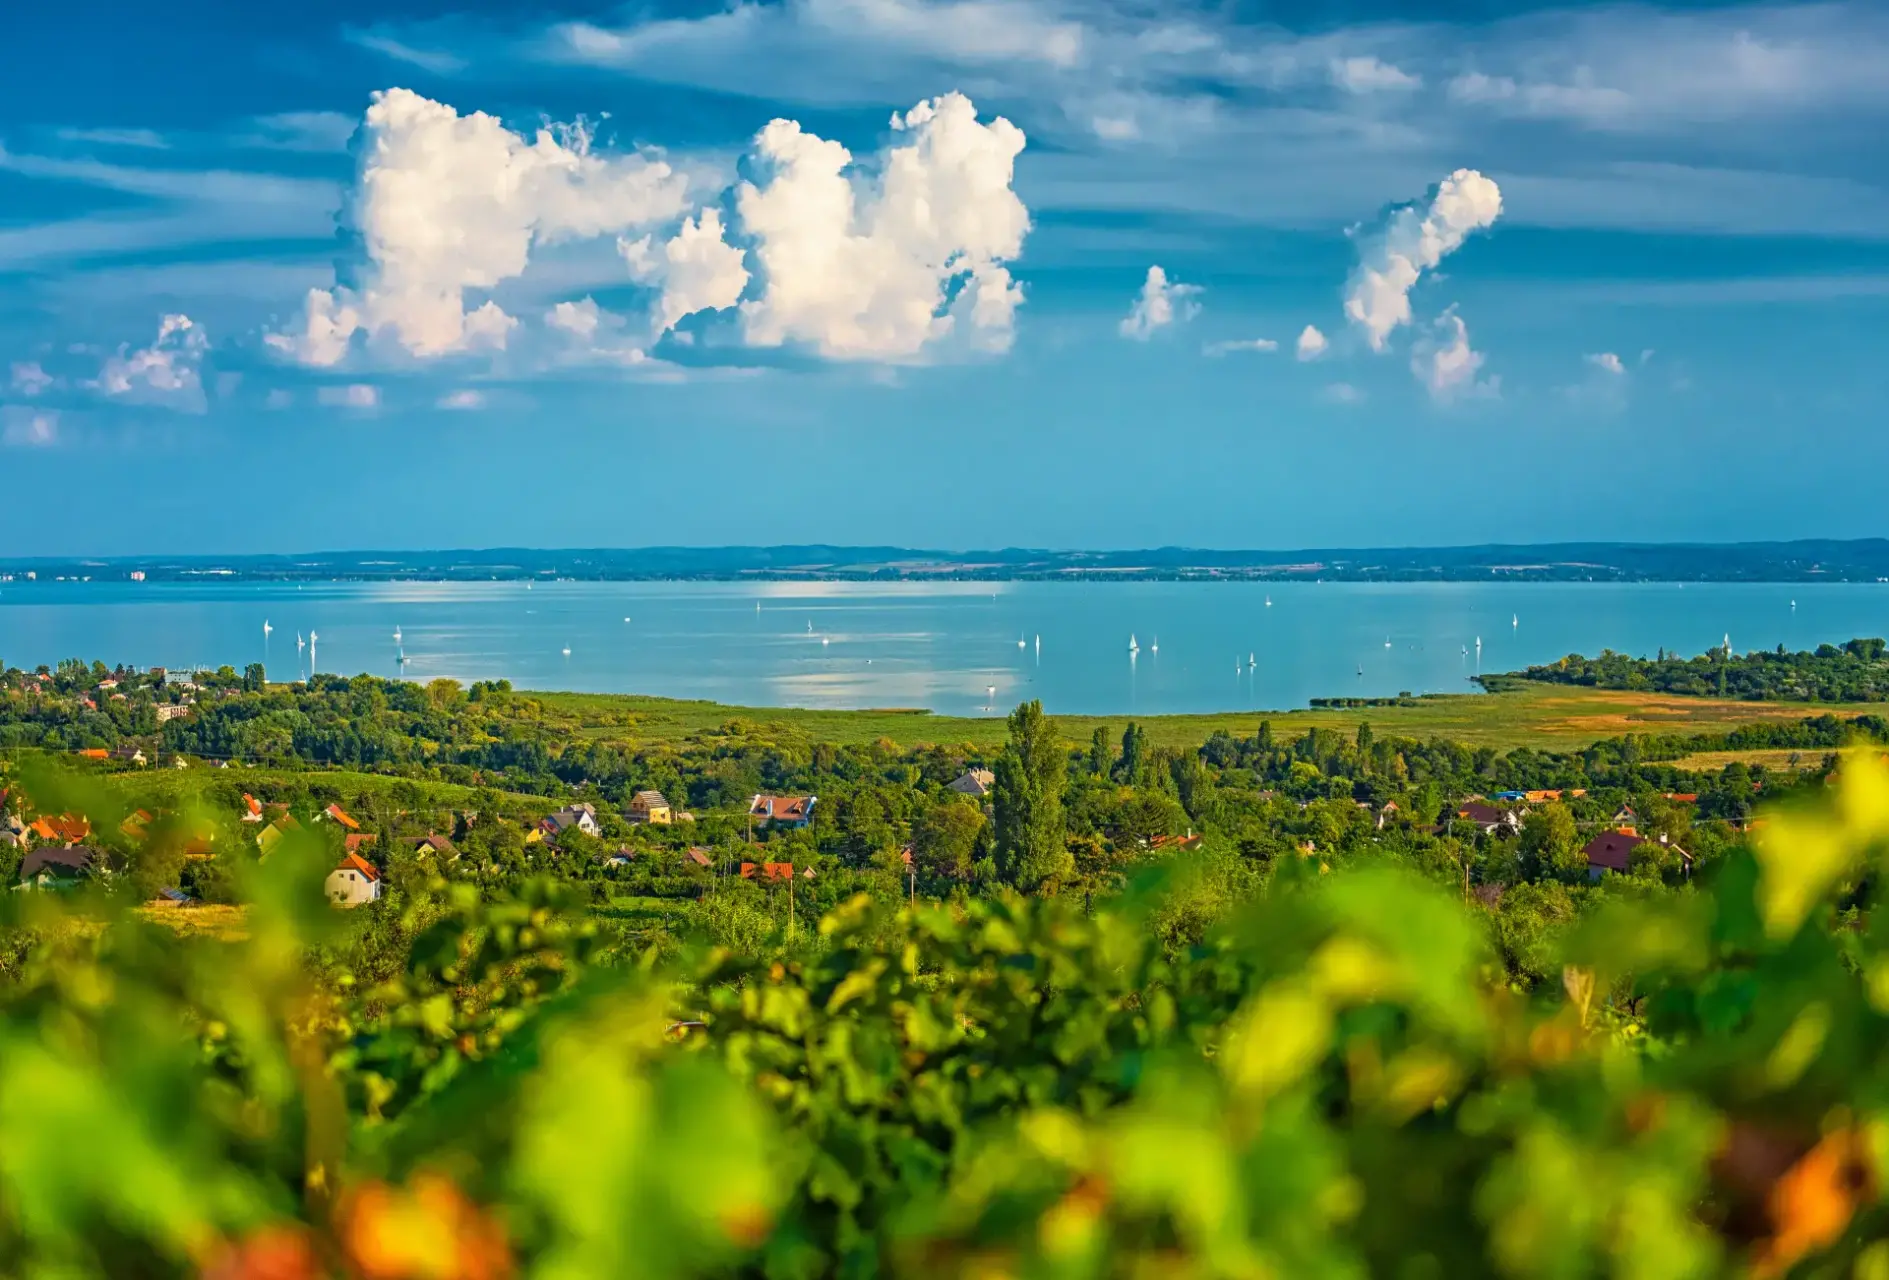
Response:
[1524, 789, 1587, 804]
[1664, 793, 1700, 804]
[30, 813, 90, 844]
[75, 748, 109, 761]
[155, 704, 190, 724]
[318, 804, 361, 831]
[324, 853, 382, 906]
[740, 861, 796, 882]
[626, 791, 673, 825]
[343, 833, 378, 856]
[749, 794, 816, 828]
[256, 815, 301, 857]
[947, 768, 996, 798]
[602, 848, 635, 868]
[18, 845, 118, 889]
[0, 812, 26, 851]
[1611, 805, 1637, 826]
[685, 846, 714, 869]
[539, 803, 600, 841]
[1583, 829, 1691, 879]
[1445, 802, 1521, 837]
[240, 794, 264, 823]
[120, 809, 154, 841]
[410, 833, 457, 860]
[1149, 832, 1204, 852]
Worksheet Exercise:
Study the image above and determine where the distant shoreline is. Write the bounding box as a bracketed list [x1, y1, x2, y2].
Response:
[5, 538, 1889, 584]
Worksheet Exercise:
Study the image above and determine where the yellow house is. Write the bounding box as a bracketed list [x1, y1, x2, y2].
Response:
[628, 790, 673, 825]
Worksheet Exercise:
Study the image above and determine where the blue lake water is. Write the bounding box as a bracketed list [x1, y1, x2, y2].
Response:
[1, 579, 1885, 717]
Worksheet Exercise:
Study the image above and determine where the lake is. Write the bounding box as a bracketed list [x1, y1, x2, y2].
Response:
[0, 579, 1882, 717]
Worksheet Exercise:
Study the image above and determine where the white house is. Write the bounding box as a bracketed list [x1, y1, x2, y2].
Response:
[325, 853, 382, 906]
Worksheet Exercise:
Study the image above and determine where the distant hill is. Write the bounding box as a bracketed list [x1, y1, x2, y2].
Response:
[7, 540, 1889, 583]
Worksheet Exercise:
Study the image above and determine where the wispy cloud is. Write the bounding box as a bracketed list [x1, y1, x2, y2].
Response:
[1411, 308, 1498, 402]
[437, 389, 486, 410]
[1, 408, 59, 448]
[10, 362, 53, 396]
[1203, 337, 1277, 356]
[1120, 265, 1201, 340]
[1323, 382, 1364, 404]
[233, 111, 357, 154]
[1330, 56, 1419, 93]
[317, 384, 380, 409]
[343, 28, 467, 74]
[54, 126, 168, 150]
[1586, 351, 1625, 375]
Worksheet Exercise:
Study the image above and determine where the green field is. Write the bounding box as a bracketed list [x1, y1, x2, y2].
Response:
[527, 681, 1885, 753]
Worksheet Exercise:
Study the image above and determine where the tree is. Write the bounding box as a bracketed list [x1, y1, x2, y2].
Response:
[991, 700, 1070, 891]
[1517, 803, 1583, 882]
[1116, 722, 1145, 785]
[242, 663, 266, 692]
[1088, 727, 1111, 777]
[912, 798, 986, 881]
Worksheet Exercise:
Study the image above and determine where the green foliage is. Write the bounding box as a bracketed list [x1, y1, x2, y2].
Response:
[1494, 638, 1889, 702]
[991, 700, 1070, 892]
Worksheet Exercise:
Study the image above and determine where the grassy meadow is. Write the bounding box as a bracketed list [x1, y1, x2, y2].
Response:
[525, 680, 1885, 754]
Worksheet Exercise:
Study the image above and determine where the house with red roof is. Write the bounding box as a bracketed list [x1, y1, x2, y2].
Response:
[1583, 828, 1690, 879]
[749, 794, 816, 829]
[319, 803, 361, 831]
[324, 853, 382, 906]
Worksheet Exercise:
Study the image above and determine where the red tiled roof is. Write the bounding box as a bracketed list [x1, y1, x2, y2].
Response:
[323, 804, 361, 830]
[1584, 829, 1645, 874]
[750, 795, 814, 821]
[685, 847, 714, 868]
[344, 833, 378, 854]
[1150, 833, 1204, 851]
[76, 748, 109, 760]
[334, 852, 381, 883]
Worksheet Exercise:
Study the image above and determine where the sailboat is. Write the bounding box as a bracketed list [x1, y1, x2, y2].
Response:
[1129, 634, 1139, 654]
[1017, 633, 1026, 649]
[1384, 635, 1391, 649]
[1265, 595, 1272, 608]
[1034, 634, 1040, 656]
[393, 625, 402, 645]
[262, 620, 272, 640]
[1248, 652, 1255, 668]
[1150, 637, 1159, 655]
[562, 645, 572, 656]
[1512, 613, 1518, 629]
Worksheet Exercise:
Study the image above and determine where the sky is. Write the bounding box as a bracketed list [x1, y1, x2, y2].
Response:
[1, 0, 1885, 556]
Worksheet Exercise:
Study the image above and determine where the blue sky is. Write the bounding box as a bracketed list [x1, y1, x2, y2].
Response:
[1, 0, 1885, 556]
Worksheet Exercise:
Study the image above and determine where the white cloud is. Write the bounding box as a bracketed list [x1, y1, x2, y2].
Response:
[734, 92, 1030, 360]
[267, 88, 691, 366]
[10, 362, 53, 396]
[237, 111, 357, 154]
[344, 29, 468, 74]
[1330, 56, 1420, 93]
[318, 384, 380, 409]
[1411, 308, 1497, 401]
[1119, 265, 1201, 339]
[1323, 382, 1364, 404]
[1344, 168, 1502, 351]
[544, 297, 648, 364]
[266, 389, 294, 409]
[622, 206, 751, 334]
[437, 389, 486, 410]
[55, 126, 169, 150]
[1203, 337, 1277, 356]
[1295, 324, 1328, 361]
[95, 313, 209, 407]
[1, 408, 58, 447]
[1586, 351, 1625, 374]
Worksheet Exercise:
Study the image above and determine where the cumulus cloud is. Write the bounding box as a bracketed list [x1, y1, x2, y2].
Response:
[268, 88, 690, 366]
[544, 297, 648, 363]
[10, 362, 53, 396]
[317, 384, 380, 409]
[1411, 308, 1497, 401]
[1295, 324, 1328, 361]
[1, 407, 58, 447]
[620, 206, 751, 334]
[95, 313, 209, 406]
[1586, 351, 1625, 374]
[1344, 169, 1503, 351]
[1119, 265, 1201, 339]
[1330, 56, 1421, 93]
[437, 389, 486, 409]
[734, 92, 1030, 360]
[1203, 337, 1277, 356]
